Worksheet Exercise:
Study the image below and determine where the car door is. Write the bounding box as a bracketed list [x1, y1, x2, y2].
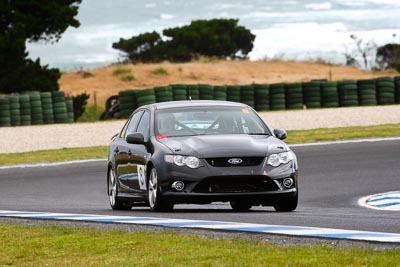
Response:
[115, 110, 143, 193]
[126, 110, 151, 193]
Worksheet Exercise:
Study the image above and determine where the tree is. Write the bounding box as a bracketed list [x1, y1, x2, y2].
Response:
[376, 43, 400, 71]
[343, 34, 377, 70]
[113, 19, 255, 63]
[0, 0, 81, 94]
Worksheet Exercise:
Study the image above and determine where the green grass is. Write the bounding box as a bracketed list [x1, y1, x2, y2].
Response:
[0, 146, 108, 165]
[76, 104, 104, 122]
[0, 124, 399, 166]
[112, 67, 131, 76]
[0, 223, 398, 266]
[286, 124, 400, 144]
[150, 67, 169, 75]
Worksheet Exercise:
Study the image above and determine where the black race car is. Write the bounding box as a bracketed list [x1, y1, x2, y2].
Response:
[107, 100, 298, 212]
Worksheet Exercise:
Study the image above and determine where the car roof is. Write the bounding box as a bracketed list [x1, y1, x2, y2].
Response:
[143, 100, 249, 110]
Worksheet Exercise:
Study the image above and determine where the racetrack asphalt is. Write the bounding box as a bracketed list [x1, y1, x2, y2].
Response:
[0, 140, 399, 235]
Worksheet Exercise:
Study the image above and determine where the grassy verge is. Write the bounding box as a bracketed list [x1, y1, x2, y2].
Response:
[0, 146, 108, 165]
[0, 223, 398, 266]
[0, 124, 399, 166]
[285, 123, 400, 144]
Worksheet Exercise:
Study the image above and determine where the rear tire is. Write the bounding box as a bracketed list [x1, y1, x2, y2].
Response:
[148, 167, 174, 212]
[273, 194, 298, 212]
[108, 167, 132, 210]
[230, 200, 252, 211]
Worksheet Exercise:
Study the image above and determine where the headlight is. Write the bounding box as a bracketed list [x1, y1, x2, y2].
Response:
[267, 152, 293, 167]
[165, 155, 201, 169]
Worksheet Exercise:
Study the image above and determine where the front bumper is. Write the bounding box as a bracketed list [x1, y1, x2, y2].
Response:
[156, 158, 298, 205]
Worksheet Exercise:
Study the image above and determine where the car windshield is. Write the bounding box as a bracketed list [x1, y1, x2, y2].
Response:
[155, 106, 269, 137]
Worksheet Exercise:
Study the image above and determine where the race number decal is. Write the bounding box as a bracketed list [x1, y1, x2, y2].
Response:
[138, 165, 146, 190]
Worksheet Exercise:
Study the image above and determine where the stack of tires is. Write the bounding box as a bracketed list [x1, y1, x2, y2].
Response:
[0, 97, 11, 127]
[254, 84, 270, 111]
[30, 93, 43, 125]
[41, 92, 54, 124]
[52, 91, 68, 123]
[395, 76, 400, 103]
[213, 85, 227, 101]
[187, 84, 200, 100]
[302, 82, 321, 108]
[357, 79, 377, 106]
[376, 77, 395, 105]
[320, 82, 339, 108]
[269, 83, 286, 110]
[19, 94, 31, 126]
[284, 83, 303, 110]
[338, 80, 359, 107]
[119, 90, 137, 118]
[66, 97, 75, 123]
[226, 85, 241, 102]
[171, 84, 187, 101]
[8, 95, 21, 126]
[154, 86, 173, 103]
[240, 85, 255, 108]
[198, 84, 214, 100]
[136, 88, 156, 107]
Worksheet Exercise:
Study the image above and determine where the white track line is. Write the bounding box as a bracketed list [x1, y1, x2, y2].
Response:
[359, 191, 400, 211]
[1, 210, 400, 243]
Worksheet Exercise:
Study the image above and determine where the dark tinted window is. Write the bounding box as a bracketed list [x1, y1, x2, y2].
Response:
[136, 111, 150, 141]
[120, 110, 143, 138]
[155, 106, 268, 137]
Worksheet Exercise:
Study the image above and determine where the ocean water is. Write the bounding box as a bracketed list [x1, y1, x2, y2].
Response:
[26, 0, 400, 70]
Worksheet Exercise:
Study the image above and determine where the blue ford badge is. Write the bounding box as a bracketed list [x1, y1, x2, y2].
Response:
[228, 158, 243, 165]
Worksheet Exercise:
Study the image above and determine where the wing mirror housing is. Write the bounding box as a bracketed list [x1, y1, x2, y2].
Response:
[273, 128, 287, 140]
[126, 132, 145, 144]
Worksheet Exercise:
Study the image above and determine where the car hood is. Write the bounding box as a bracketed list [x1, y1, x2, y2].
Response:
[158, 134, 289, 158]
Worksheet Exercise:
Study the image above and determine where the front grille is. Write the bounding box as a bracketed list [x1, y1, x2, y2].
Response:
[193, 176, 278, 193]
[206, 157, 264, 167]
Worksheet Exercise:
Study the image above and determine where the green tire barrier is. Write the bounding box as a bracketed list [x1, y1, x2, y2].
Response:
[66, 97, 75, 123]
[40, 92, 54, 124]
[52, 91, 68, 123]
[171, 84, 188, 101]
[18, 94, 31, 125]
[187, 84, 200, 100]
[254, 84, 270, 111]
[8, 95, 21, 126]
[198, 84, 214, 100]
[338, 80, 359, 107]
[285, 83, 303, 110]
[240, 85, 255, 108]
[119, 90, 137, 118]
[321, 82, 339, 108]
[0, 97, 11, 127]
[395, 76, 400, 103]
[213, 85, 227, 101]
[226, 85, 241, 102]
[357, 79, 377, 106]
[376, 77, 395, 105]
[302, 81, 321, 109]
[30, 93, 43, 125]
[154, 86, 173, 102]
[137, 88, 156, 106]
[269, 83, 285, 110]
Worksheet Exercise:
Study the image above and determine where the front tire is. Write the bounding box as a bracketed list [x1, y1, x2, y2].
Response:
[273, 194, 298, 212]
[108, 167, 132, 210]
[230, 200, 252, 211]
[148, 167, 174, 212]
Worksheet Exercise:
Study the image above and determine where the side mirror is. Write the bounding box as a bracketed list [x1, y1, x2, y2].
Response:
[126, 132, 145, 144]
[273, 128, 287, 140]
